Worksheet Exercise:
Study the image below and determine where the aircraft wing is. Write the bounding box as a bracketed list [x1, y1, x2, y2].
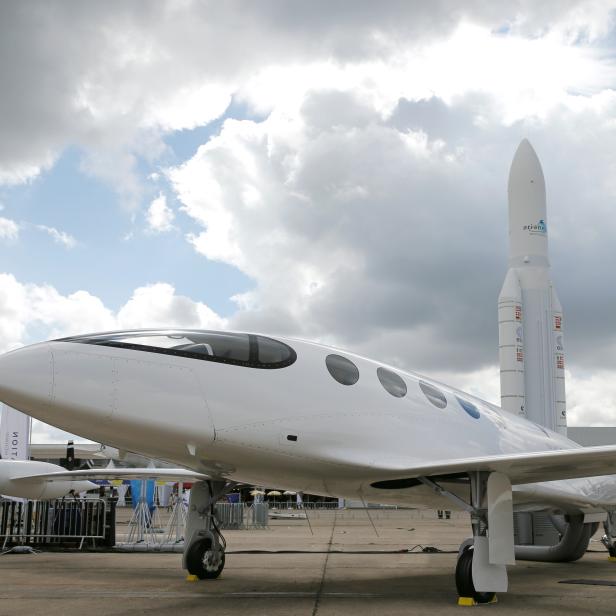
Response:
[10, 467, 210, 484]
[373, 444, 616, 486]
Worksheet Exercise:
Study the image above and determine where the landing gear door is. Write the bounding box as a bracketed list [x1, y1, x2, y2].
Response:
[487, 472, 515, 565]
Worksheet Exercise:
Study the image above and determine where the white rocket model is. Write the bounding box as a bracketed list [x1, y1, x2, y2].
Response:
[498, 139, 566, 435]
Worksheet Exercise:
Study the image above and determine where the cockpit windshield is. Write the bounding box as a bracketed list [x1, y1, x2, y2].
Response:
[56, 330, 296, 369]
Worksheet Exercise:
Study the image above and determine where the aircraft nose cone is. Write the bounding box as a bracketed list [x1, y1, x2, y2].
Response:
[0, 343, 53, 417]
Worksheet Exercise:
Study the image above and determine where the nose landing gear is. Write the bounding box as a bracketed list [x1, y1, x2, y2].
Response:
[183, 479, 234, 580]
[186, 535, 226, 579]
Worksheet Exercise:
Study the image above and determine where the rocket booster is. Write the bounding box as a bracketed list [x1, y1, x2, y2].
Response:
[498, 140, 566, 435]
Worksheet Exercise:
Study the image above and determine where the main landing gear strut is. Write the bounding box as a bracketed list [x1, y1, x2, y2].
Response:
[183, 480, 235, 580]
[602, 511, 616, 560]
[419, 471, 515, 605]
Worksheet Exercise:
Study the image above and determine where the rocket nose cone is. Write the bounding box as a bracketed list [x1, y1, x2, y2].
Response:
[507, 139, 548, 264]
[517, 138, 534, 154]
[508, 139, 545, 193]
[514, 138, 538, 162]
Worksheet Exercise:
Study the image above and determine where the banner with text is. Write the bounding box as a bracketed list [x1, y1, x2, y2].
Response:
[0, 404, 31, 460]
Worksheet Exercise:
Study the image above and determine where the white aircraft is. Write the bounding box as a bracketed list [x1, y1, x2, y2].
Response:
[0, 328, 616, 603]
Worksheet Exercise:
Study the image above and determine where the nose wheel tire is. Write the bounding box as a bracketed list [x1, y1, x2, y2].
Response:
[186, 538, 225, 579]
[455, 546, 496, 604]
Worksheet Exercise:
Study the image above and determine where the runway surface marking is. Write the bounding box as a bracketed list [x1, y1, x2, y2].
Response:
[559, 579, 616, 586]
[312, 510, 337, 616]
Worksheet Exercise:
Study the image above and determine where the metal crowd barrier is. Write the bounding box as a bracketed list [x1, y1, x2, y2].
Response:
[214, 503, 269, 529]
[0, 497, 113, 550]
[215, 502, 244, 529]
[246, 503, 269, 528]
[292, 501, 339, 509]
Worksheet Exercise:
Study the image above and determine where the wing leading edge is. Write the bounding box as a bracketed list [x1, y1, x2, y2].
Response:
[10, 467, 210, 484]
[371, 445, 616, 487]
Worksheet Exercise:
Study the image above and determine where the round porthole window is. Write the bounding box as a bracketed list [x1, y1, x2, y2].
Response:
[419, 380, 447, 409]
[325, 354, 359, 386]
[377, 367, 407, 398]
[456, 396, 480, 419]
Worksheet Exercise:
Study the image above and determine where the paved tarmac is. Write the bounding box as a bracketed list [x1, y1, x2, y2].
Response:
[2, 509, 616, 615]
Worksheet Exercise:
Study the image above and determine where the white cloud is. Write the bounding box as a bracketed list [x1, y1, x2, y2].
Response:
[567, 370, 616, 426]
[0, 2, 613, 202]
[146, 193, 175, 233]
[238, 28, 613, 128]
[168, 95, 494, 355]
[0, 217, 19, 241]
[0, 273, 115, 352]
[36, 225, 77, 248]
[117, 282, 225, 330]
[143, 83, 232, 132]
[30, 423, 84, 445]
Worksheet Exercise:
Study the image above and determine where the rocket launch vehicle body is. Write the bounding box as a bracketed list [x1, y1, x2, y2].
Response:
[498, 140, 567, 435]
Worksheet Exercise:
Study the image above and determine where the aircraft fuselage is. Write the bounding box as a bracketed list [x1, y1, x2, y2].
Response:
[0, 329, 611, 511]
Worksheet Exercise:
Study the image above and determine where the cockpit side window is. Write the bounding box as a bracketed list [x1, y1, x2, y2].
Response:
[56, 330, 296, 369]
[257, 335, 292, 364]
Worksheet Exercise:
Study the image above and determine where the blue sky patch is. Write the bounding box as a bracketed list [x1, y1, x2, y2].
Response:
[0, 143, 252, 316]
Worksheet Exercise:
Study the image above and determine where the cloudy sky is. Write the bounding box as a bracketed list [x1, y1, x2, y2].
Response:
[1, 1, 616, 442]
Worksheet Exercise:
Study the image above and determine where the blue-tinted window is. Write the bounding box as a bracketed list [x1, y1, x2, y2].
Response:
[456, 396, 480, 419]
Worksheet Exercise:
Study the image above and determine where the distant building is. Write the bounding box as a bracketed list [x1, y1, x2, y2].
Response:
[568, 427, 616, 447]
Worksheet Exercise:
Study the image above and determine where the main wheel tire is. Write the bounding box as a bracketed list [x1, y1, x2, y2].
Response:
[186, 538, 225, 580]
[455, 547, 496, 604]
